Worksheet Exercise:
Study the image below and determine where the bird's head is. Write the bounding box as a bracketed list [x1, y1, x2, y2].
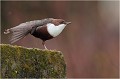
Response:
[51, 18, 71, 26]
[46, 18, 71, 37]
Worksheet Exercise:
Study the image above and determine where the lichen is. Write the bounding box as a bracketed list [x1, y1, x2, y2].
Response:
[1, 44, 66, 78]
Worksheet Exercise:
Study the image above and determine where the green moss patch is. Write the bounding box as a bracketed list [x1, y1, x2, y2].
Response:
[1, 44, 66, 78]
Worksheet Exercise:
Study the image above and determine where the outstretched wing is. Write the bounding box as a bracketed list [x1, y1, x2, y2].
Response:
[4, 18, 53, 43]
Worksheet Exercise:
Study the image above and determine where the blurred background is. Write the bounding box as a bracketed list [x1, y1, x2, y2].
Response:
[1, 1, 119, 78]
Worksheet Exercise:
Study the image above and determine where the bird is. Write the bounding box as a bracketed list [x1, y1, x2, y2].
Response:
[4, 18, 71, 49]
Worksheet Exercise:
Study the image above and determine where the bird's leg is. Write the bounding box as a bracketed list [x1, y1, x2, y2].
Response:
[42, 41, 48, 49]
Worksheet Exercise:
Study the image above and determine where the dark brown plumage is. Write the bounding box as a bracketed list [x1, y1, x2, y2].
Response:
[31, 25, 53, 41]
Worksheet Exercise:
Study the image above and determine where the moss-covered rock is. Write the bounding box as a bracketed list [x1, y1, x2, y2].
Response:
[1, 44, 66, 78]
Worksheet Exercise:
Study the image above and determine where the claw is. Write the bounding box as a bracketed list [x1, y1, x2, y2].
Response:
[4, 29, 10, 34]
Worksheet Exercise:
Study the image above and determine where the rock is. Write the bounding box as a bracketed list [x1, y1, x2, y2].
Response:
[1, 44, 66, 78]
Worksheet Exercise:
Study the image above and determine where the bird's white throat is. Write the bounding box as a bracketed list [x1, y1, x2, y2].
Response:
[47, 23, 66, 37]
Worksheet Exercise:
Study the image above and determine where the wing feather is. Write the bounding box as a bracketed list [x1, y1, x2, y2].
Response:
[4, 18, 53, 43]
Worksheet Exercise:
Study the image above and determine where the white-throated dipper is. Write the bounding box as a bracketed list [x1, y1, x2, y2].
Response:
[4, 18, 71, 49]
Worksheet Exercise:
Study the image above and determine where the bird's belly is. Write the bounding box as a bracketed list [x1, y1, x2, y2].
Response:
[32, 31, 53, 41]
[31, 26, 53, 41]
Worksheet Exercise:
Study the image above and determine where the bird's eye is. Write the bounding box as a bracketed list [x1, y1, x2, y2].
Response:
[60, 21, 65, 24]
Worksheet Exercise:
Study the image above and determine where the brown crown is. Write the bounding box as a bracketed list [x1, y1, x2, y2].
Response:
[51, 19, 65, 26]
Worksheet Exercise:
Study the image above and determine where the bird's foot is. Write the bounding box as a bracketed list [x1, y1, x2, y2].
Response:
[4, 29, 10, 34]
[44, 45, 48, 50]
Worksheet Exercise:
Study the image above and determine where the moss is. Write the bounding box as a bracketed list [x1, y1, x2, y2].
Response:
[1, 44, 66, 78]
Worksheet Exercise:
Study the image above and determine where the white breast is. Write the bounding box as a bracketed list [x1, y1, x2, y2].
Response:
[47, 23, 66, 37]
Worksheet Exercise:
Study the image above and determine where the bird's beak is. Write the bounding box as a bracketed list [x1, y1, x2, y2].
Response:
[66, 22, 71, 25]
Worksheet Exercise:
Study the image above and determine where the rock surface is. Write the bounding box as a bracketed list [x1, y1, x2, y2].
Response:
[1, 44, 66, 78]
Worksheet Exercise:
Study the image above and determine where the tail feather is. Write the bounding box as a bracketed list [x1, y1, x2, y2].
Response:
[12, 31, 26, 37]
[11, 33, 25, 40]
[4, 27, 30, 44]
[10, 34, 26, 44]
[10, 36, 25, 44]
